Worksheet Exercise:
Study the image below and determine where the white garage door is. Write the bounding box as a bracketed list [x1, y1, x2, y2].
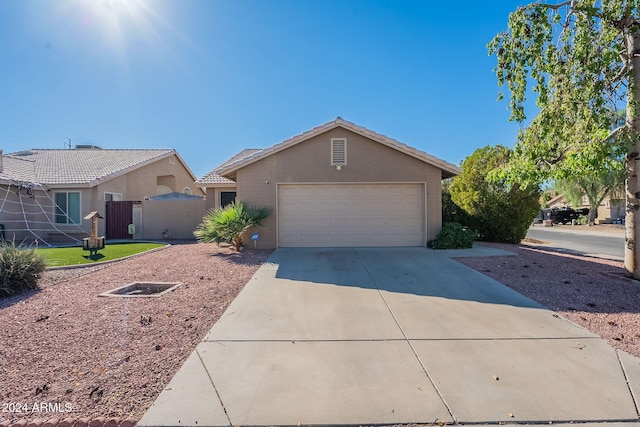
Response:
[278, 184, 424, 247]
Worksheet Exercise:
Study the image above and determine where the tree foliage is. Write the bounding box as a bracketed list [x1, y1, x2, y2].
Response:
[442, 180, 470, 224]
[555, 166, 624, 223]
[194, 202, 271, 251]
[450, 145, 541, 243]
[488, 1, 640, 275]
[488, 2, 633, 185]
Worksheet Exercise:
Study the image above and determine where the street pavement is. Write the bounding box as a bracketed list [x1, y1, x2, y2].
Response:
[139, 247, 640, 426]
[526, 225, 624, 260]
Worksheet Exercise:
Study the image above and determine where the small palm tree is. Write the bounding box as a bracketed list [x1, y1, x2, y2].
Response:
[194, 202, 271, 251]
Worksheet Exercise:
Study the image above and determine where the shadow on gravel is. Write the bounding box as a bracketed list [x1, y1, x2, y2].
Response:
[208, 248, 273, 266]
[457, 242, 640, 315]
[0, 288, 42, 310]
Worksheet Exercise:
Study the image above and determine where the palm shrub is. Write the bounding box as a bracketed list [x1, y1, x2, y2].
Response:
[0, 240, 47, 297]
[194, 202, 271, 251]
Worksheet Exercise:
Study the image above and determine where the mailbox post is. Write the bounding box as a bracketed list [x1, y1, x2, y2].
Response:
[82, 212, 105, 257]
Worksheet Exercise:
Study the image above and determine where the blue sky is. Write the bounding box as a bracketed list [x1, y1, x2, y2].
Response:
[0, 0, 531, 178]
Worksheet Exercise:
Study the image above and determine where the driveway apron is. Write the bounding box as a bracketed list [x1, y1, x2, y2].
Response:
[139, 247, 640, 426]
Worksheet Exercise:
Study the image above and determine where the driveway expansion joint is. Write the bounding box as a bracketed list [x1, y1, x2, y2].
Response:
[354, 249, 457, 424]
[196, 347, 233, 427]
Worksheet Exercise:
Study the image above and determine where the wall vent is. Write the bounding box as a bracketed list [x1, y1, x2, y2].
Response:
[331, 138, 347, 165]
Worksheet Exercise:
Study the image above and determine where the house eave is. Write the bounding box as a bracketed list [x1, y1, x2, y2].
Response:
[216, 118, 461, 179]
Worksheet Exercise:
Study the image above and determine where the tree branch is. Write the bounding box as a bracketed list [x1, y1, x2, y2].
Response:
[603, 126, 624, 143]
[536, 1, 572, 10]
[612, 63, 629, 83]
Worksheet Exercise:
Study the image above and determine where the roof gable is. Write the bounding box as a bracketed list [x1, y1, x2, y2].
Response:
[0, 148, 197, 187]
[197, 148, 261, 185]
[213, 118, 460, 179]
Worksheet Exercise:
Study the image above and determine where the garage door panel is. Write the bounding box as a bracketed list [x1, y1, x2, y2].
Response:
[278, 184, 424, 247]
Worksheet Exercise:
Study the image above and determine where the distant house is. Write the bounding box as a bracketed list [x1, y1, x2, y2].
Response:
[546, 193, 624, 224]
[0, 147, 205, 245]
[196, 118, 460, 248]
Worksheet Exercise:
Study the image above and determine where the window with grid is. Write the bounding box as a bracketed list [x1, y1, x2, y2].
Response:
[55, 192, 81, 224]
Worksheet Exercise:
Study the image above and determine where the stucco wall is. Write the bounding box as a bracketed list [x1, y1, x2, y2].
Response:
[0, 185, 91, 245]
[203, 186, 237, 212]
[140, 198, 207, 240]
[234, 128, 444, 249]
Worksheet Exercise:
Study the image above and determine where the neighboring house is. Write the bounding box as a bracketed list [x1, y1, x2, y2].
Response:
[196, 117, 460, 248]
[546, 193, 625, 223]
[0, 146, 205, 245]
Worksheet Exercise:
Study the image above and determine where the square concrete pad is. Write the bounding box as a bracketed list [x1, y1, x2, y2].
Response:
[373, 272, 594, 339]
[412, 338, 638, 423]
[137, 352, 229, 427]
[370, 268, 595, 339]
[355, 247, 462, 271]
[198, 340, 453, 426]
[205, 268, 404, 341]
[266, 247, 362, 270]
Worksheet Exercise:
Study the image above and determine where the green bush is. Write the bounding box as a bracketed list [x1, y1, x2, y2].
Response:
[0, 241, 47, 297]
[575, 215, 589, 225]
[429, 222, 475, 249]
[450, 145, 541, 243]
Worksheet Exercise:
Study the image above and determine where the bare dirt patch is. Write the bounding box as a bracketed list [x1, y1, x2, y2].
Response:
[457, 242, 640, 358]
[0, 243, 271, 423]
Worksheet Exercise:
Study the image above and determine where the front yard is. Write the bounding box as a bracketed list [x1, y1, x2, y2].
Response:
[1, 240, 639, 424]
[0, 243, 271, 423]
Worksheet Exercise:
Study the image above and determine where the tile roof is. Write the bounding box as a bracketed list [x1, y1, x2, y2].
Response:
[196, 149, 262, 185]
[209, 118, 461, 180]
[0, 148, 178, 186]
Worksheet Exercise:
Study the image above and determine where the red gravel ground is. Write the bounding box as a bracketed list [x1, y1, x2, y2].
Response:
[457, 241, 640, 358]
[0, 243, 272, 425]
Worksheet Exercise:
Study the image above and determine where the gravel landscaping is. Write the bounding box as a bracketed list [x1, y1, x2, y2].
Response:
[1, 239, 639, 425]
[0, 243, 272, 424]
[457, 242, 640, 359]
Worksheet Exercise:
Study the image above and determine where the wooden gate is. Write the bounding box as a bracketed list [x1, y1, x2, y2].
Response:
[106, 201, 140, 239]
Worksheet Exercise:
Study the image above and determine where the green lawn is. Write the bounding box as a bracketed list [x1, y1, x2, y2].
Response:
[38, 242, 166, 267]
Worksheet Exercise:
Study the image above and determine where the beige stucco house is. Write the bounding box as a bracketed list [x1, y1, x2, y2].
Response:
[197, 118, 460, 249]
[0, 147, 205, 245]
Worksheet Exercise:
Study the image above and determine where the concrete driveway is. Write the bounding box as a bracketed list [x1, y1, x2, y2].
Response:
[139, 247, 640, 426]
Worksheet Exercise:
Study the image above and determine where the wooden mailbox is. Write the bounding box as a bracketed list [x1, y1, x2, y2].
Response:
[82, 211, 105, 256]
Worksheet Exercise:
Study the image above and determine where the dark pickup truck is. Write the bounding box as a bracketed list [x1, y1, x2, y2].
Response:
[536, 207, 590, 224]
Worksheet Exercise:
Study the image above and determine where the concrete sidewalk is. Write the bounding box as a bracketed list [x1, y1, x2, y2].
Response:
[139, 247, 640, 426]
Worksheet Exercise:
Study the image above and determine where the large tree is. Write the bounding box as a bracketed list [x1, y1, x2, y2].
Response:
[555, 167, 624, 224]
[488, 1, 640, 277]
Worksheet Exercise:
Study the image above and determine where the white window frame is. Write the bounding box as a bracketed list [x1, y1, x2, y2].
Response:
[54, 191, 82, 225]
[331, 138, 347, 166]
[104, 192, 123, 202]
